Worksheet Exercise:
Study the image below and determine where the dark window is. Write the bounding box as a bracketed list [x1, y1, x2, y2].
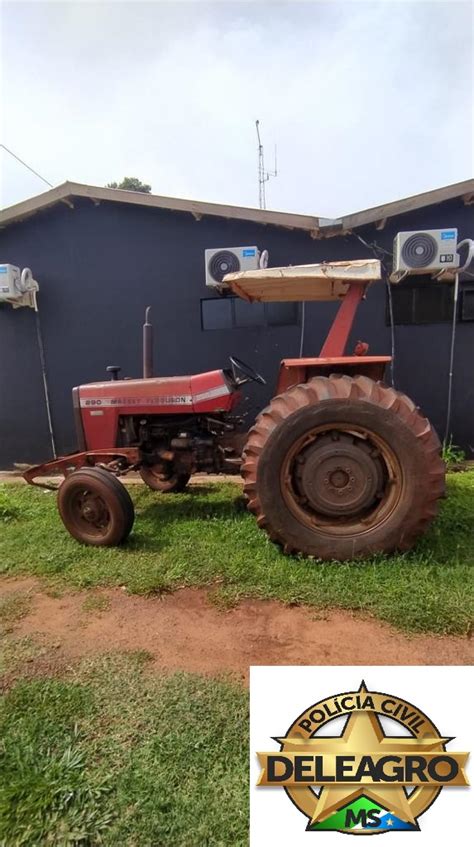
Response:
[390, 285, 415, 324]
[387, 280, 454, 325]
[461, 286, 474, 321]
[201, 297, 298, 330]
[201, 298, 232, 330]
[234, 298, 265, 327]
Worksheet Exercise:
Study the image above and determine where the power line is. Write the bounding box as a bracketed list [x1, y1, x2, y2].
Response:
[0, 143, 53, 188]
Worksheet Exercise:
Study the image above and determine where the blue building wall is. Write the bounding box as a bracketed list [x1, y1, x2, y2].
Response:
[0, 194, 472, 468]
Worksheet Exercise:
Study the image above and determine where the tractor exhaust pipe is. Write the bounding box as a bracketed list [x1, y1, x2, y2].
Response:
[143, 306, 153, 378]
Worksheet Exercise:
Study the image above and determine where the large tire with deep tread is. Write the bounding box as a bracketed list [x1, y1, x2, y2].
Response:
[139, 465, 190, 493]
[242, 374, 445, 560]
[58, 467, 135, 546]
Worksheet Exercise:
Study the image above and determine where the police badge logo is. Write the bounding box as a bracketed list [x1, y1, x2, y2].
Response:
[256, 681, 469, 834]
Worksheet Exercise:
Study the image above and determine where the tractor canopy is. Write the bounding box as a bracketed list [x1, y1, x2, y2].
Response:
[223, 258, 381, 302]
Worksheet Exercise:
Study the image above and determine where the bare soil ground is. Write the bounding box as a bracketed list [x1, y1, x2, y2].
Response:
[0, 472, 243, 485]
[2, 577, 472, 683]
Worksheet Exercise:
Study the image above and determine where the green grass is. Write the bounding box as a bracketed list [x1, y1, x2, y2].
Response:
[0, 636, 47, 678]
[0, 654, 248, 846]
[441, 437, 466, 469]
[0, 487, 19, 522]
[0, 592, 32, 634]
[0, 473, 473, 635]
[81, 594, 111, 615]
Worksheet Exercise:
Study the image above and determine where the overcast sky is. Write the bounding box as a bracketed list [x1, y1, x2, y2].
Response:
[1, 0, 473, 217]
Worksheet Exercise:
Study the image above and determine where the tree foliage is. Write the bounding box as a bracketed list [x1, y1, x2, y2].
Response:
[106, 177, 152, 193]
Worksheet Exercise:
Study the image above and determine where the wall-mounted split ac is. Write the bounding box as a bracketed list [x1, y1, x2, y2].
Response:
[391, 229, 459, 280]
[205, 246, 268, 290]
[0, 264, 39, 308]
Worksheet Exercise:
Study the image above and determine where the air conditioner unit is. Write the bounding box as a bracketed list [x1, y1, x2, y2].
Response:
[392, 229, 459, 279]
[0, 264, 39, 308]
[205, 246, 268, 289]
[0, 264, 21, 300]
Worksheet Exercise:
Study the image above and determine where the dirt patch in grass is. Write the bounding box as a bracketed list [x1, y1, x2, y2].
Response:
[0, 582, 34, 633]
[2, 578, 472, 682]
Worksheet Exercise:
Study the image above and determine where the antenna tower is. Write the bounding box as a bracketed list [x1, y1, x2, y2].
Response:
[255, 120, 277, 209]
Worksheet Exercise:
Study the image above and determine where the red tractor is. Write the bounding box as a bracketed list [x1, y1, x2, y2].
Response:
[24, 258, 445, 560]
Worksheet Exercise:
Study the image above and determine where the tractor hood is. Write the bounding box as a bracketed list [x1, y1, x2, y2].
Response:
[76, 369, 237, 415]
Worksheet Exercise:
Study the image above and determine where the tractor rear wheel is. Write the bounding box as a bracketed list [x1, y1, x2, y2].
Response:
[139, 465, 191, 493]
[242, 374, 445, 560]
[58, 467, 135, 546]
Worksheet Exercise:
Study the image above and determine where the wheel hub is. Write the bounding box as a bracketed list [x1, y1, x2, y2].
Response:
[78, 493, 108, 526]
[294, 433, 385, 517]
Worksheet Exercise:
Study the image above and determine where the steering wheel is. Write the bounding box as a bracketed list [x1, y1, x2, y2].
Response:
[229, 355, 266, 386]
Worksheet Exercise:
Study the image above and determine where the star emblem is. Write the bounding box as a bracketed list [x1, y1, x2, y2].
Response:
[275, 682, 449, 826]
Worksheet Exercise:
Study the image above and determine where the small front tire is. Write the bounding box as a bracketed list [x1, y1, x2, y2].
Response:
[58, 467, 135, 546]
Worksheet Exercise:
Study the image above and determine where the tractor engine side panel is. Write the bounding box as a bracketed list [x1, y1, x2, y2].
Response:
[76, 376, 193, 450]
[78, 399, 120, 450]
[75, 370, 237, 450]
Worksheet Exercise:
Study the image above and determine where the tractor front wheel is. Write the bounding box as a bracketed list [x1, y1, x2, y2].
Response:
[242, 374, 445, 560]
[139, 465, 190, 493]
[58, 467, 135, 546]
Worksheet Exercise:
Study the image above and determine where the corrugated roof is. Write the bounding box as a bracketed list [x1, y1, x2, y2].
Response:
[0, 178, 472, 235]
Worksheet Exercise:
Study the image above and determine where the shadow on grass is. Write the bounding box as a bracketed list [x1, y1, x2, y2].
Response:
[176, 484, 217, 497]
[131, 477, 474, 568]
[116, 488, 247, 557]
[137, 492, 243, 526]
